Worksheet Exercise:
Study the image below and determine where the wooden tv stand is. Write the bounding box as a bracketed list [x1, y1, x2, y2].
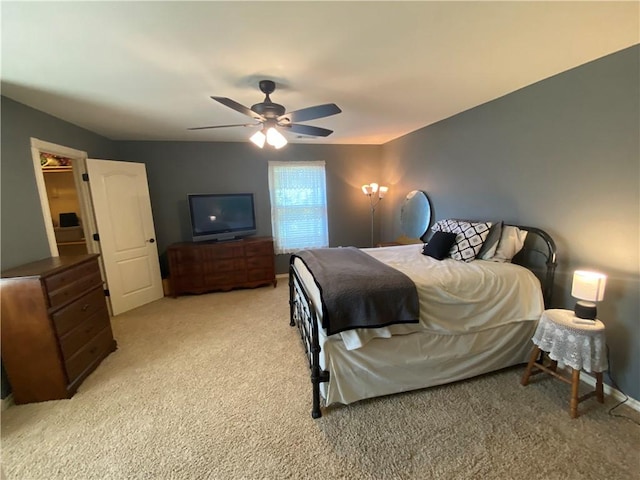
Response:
[167, 236, 277, 297]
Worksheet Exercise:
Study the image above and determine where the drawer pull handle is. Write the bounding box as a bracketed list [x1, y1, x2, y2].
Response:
[81, 304, 90, 311]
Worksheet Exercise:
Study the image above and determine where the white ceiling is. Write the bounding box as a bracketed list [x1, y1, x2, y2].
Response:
[2, 1, 638, 145]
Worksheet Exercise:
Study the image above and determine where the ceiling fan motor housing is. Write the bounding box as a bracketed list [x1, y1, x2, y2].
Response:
[251, 101, 286, 118]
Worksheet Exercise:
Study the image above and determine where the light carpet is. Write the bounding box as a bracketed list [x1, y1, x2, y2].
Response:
[1, 282, 639, 479]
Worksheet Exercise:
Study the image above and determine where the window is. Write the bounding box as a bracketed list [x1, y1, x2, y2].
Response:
[268, 161, 329, 254]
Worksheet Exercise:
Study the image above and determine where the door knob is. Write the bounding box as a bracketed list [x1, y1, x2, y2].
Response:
[148, 238, 155, 243]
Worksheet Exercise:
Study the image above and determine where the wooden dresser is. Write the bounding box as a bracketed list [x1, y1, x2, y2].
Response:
[168, 236, 277, 297]
[0, 254, 116, 404]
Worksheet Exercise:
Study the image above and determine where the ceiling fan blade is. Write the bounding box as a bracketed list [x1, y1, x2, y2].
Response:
[188, 123, 261, 131]
[278, 103, 342, 123]
[286, 124, 334, 137]
[211, 96, 265, 121]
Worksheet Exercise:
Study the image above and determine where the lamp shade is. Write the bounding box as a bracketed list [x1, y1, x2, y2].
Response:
[266, 127, 287, 149]
[362, 183, 388, 197]
[571, 270, 607, 302]
[249, 130, 266, 148]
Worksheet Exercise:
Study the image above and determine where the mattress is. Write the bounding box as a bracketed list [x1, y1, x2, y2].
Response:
[293, 244, 544, 348]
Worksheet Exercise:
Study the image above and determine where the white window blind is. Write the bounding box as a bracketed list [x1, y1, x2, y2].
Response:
[268, 161, 329, 254]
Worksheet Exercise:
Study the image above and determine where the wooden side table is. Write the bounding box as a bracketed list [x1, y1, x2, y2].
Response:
[520, 309, 608, 418]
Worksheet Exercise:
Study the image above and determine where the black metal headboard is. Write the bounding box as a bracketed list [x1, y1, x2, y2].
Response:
[510, 225, 557, 308]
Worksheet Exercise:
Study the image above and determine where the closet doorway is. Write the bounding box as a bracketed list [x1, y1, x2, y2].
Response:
[30, 138, 98, 259]
[39, 153, 89, 255]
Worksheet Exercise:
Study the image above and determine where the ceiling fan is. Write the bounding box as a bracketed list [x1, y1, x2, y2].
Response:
[189, 80, 342, 149]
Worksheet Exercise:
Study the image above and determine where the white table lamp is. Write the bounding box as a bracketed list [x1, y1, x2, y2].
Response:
[571, 270, 606, 320]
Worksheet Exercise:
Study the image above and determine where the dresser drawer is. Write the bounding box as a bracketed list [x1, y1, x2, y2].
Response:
[203, 258, 246, 273]
[245, 241, 274, 257]
[171, 263, 203, 277]
[169, 247, 201, 263]
[44, 260, 100, 293]
[47, 271, 103, 308]
[59, 309, 111, 360]
[246, 255, 273, 269]
[203, 244, 244, 259]
[52, 287, 108, 337]
[64, 327, 114, 384]
[247, 268, 274, 282]
[204, 271, 247, 286]
[171, 274, 204, 292]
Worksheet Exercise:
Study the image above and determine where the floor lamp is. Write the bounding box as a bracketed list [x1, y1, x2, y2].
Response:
[362, 183, 388, 247]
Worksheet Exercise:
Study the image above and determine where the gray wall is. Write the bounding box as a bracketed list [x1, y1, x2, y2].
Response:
[0, 97, 116, 270]
[114, 141, 382, 274]
[380, 45, 640, 400]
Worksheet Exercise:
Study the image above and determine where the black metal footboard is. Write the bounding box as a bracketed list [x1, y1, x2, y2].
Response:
[289, 262, 330, 418]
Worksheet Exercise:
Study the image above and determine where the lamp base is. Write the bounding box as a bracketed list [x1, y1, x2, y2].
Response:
[574, 301, 597, 320]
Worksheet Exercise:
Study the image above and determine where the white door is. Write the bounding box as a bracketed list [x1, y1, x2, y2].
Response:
[86, 159, 164, 315]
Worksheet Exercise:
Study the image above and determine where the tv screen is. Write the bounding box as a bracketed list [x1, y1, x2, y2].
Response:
[188, 193, 257, 242]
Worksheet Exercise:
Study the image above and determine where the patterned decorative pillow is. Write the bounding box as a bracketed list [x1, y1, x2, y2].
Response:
[432, 219, 492, 262]
[431, 218, 459, 234]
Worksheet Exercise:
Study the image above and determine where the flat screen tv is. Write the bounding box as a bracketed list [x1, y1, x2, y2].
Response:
[188, 193, 257, 242]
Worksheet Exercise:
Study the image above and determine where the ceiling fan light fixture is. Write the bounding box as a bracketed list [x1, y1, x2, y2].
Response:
[266, 127, 288, 149]
[249, 130, 266, 148]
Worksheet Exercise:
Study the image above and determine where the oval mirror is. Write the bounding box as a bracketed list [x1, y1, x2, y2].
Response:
[400, 190, 431, 239]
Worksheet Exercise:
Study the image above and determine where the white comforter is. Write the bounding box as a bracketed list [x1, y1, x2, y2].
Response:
[294, 244, 544, 350]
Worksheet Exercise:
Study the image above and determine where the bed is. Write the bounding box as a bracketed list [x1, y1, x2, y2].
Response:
[288, 224, 557, 418]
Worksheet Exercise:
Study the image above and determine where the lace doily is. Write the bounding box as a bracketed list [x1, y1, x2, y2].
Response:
[533, 309, 607, 373]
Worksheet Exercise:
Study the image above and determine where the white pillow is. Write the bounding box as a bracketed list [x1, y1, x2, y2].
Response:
[490, 226, 528, 263]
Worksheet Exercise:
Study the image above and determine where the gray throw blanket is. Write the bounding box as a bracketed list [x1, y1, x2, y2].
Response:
[292, 247, 419, 335]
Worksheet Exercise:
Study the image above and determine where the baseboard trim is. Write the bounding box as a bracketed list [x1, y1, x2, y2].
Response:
[1, 394, 14, 411]
[276, 273, 288, 280]
[578, 371, 640, 412]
